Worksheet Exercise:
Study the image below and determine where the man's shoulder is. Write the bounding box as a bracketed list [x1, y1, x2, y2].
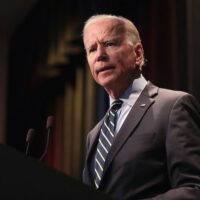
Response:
[146, 81, 190, 97]
[146, 81, 200, 107]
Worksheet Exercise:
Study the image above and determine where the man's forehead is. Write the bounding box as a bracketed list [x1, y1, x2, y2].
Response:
[85, 33, 124, 49]
[86, 19, 124, 33]
[85, 21, 125, 40]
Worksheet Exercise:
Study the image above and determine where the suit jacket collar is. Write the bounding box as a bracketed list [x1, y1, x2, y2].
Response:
[85, 81, 158, 187]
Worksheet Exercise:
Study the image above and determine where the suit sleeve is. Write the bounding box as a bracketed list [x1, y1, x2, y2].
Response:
[141, 94, 200, 200]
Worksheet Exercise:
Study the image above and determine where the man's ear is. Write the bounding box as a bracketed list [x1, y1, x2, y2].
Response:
[134, 43, 144, 67]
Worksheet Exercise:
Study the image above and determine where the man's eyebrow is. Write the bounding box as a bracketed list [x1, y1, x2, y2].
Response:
[85, 43, 97, 52]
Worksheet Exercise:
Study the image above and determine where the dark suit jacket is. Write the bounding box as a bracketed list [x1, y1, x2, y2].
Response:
[82, 82, 200, 200]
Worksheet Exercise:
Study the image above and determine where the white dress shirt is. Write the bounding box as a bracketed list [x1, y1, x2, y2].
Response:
[109, 75, 147, 134]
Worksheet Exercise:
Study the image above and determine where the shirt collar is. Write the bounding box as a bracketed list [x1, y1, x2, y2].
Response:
[109, 75, 147, 107]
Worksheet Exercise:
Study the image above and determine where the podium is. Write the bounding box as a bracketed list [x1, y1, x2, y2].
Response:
[0, 144, 113, 199]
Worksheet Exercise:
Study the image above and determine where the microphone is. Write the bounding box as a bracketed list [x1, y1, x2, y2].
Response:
[25, 128, 35, 156]
[39, 115, 54, 161]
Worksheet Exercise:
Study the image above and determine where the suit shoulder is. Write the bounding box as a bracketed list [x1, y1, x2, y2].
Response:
[158, 87, 189, 98]
[157, 87, 200, 110]
[147, 82, 191, 98]
[147, 82, 200, 105]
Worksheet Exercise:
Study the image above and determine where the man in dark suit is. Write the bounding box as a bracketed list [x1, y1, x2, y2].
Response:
[82, 14, 200, 200]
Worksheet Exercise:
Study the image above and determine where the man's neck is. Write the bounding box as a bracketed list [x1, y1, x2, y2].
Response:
[105, 75, 142, 99]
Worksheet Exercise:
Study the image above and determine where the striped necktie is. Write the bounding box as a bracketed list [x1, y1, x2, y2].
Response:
[94, 100, 123, 189]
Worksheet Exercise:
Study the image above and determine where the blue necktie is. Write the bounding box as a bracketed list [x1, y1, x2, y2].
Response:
[94, 100, 123, 188]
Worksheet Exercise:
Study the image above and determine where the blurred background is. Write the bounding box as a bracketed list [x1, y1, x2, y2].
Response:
[0, 0, 200, 180]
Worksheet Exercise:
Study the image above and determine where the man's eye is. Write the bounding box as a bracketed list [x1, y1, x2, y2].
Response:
[89, 47, 96, 53]
[105, 42, 114, 47]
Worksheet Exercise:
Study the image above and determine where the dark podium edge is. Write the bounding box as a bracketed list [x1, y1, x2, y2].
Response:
[0, 144, 113, 199]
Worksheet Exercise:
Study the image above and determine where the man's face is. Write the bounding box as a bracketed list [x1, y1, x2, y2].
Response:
[84, 19, 142, 91]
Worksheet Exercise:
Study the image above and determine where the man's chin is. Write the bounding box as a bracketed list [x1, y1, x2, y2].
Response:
[98, 79, 116, 90]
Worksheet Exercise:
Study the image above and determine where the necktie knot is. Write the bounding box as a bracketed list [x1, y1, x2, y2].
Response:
[111, 100, 123, 112]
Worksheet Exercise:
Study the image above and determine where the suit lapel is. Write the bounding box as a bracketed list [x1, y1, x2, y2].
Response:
[101, 82, 158, 180]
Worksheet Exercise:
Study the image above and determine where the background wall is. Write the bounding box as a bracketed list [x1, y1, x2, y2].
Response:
[186, 0, 200, 101]
[0, 34, 8, 143]
[0, 0, 38, 142]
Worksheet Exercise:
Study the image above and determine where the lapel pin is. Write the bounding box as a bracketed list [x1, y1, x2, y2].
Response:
[140, 103, 146, 107]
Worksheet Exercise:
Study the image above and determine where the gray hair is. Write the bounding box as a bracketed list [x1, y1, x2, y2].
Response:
[82, 14, 145, 67]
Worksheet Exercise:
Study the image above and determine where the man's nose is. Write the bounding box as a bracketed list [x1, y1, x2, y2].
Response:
[96, 46, 108, 61]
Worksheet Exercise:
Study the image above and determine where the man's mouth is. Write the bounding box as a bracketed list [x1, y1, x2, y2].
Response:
[96, 65, 115, 73]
